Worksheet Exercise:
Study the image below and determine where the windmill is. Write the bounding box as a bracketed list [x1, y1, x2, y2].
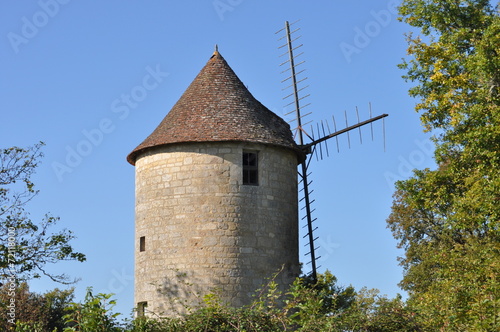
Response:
[276, 20, 388, 283]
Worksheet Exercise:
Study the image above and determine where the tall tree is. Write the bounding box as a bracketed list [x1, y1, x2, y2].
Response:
[0, 143, 85, 284]
[388, 0, 500, 330]
[0, 283, 74, 331]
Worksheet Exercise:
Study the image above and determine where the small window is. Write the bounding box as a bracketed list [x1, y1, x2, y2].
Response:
[137, 301, 147, 317]
[243, 151, 258, 185]
[139, 236, 145, 252]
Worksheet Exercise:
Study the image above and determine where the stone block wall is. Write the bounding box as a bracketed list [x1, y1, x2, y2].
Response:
[134, 141, 300, 316]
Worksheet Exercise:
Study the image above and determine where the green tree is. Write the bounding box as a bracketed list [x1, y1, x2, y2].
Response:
[389, 0, 500, 330]
[125, 271, 421, 332]
[63, 288, 121, 332]
[0, 143, 86, 284]
[0, 282, 74, 331]
[336, 288, 421, 332]
[299, 270, 355, 315]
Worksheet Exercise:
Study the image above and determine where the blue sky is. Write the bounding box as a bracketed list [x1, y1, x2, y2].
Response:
[1, 0, 436, 318]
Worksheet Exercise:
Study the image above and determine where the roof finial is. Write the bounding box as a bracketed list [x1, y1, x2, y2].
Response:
[213, 44, 219, 56]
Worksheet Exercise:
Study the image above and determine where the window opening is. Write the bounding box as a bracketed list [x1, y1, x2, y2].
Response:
[139, 236, 145, 252]
[243, 151, 258, 185]
[137, 301, 147, 317]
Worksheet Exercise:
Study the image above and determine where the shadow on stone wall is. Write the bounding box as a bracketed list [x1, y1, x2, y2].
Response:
[149, 265, 295, 317]
[153, 269, 215, 316]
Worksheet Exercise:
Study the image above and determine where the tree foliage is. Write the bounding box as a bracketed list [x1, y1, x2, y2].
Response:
[0, 282, 74, 331]
[63, 288, 121, 332]
[0, 271, 421, 331]
[0, 143, 86, 284]
[389, 0, 500, 330]
[126, 271, 418, 332]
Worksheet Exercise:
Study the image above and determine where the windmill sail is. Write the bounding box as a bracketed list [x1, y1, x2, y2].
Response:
[277, 20, 320, 282]
[276, 21, 388, 283]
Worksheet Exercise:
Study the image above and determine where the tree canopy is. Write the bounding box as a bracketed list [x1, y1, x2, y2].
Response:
[0, 143, 86, 284]
[388, 0, 500, 330]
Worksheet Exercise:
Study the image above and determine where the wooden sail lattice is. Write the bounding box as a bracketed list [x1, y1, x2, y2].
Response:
[276, 20, 388, 282]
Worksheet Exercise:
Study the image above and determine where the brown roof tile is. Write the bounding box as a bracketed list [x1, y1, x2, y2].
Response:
[127, 50, 300, 165]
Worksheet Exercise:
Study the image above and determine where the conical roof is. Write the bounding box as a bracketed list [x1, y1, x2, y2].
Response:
[127, 50, 300, 165]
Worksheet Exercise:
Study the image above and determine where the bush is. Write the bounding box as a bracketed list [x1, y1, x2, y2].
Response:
[63, 288, 121, 332]
[1, 272, 424, 331]
[0, 282, 74, 332]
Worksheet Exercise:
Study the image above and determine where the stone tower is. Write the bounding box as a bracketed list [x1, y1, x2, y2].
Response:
[127, 49, 302, 316]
